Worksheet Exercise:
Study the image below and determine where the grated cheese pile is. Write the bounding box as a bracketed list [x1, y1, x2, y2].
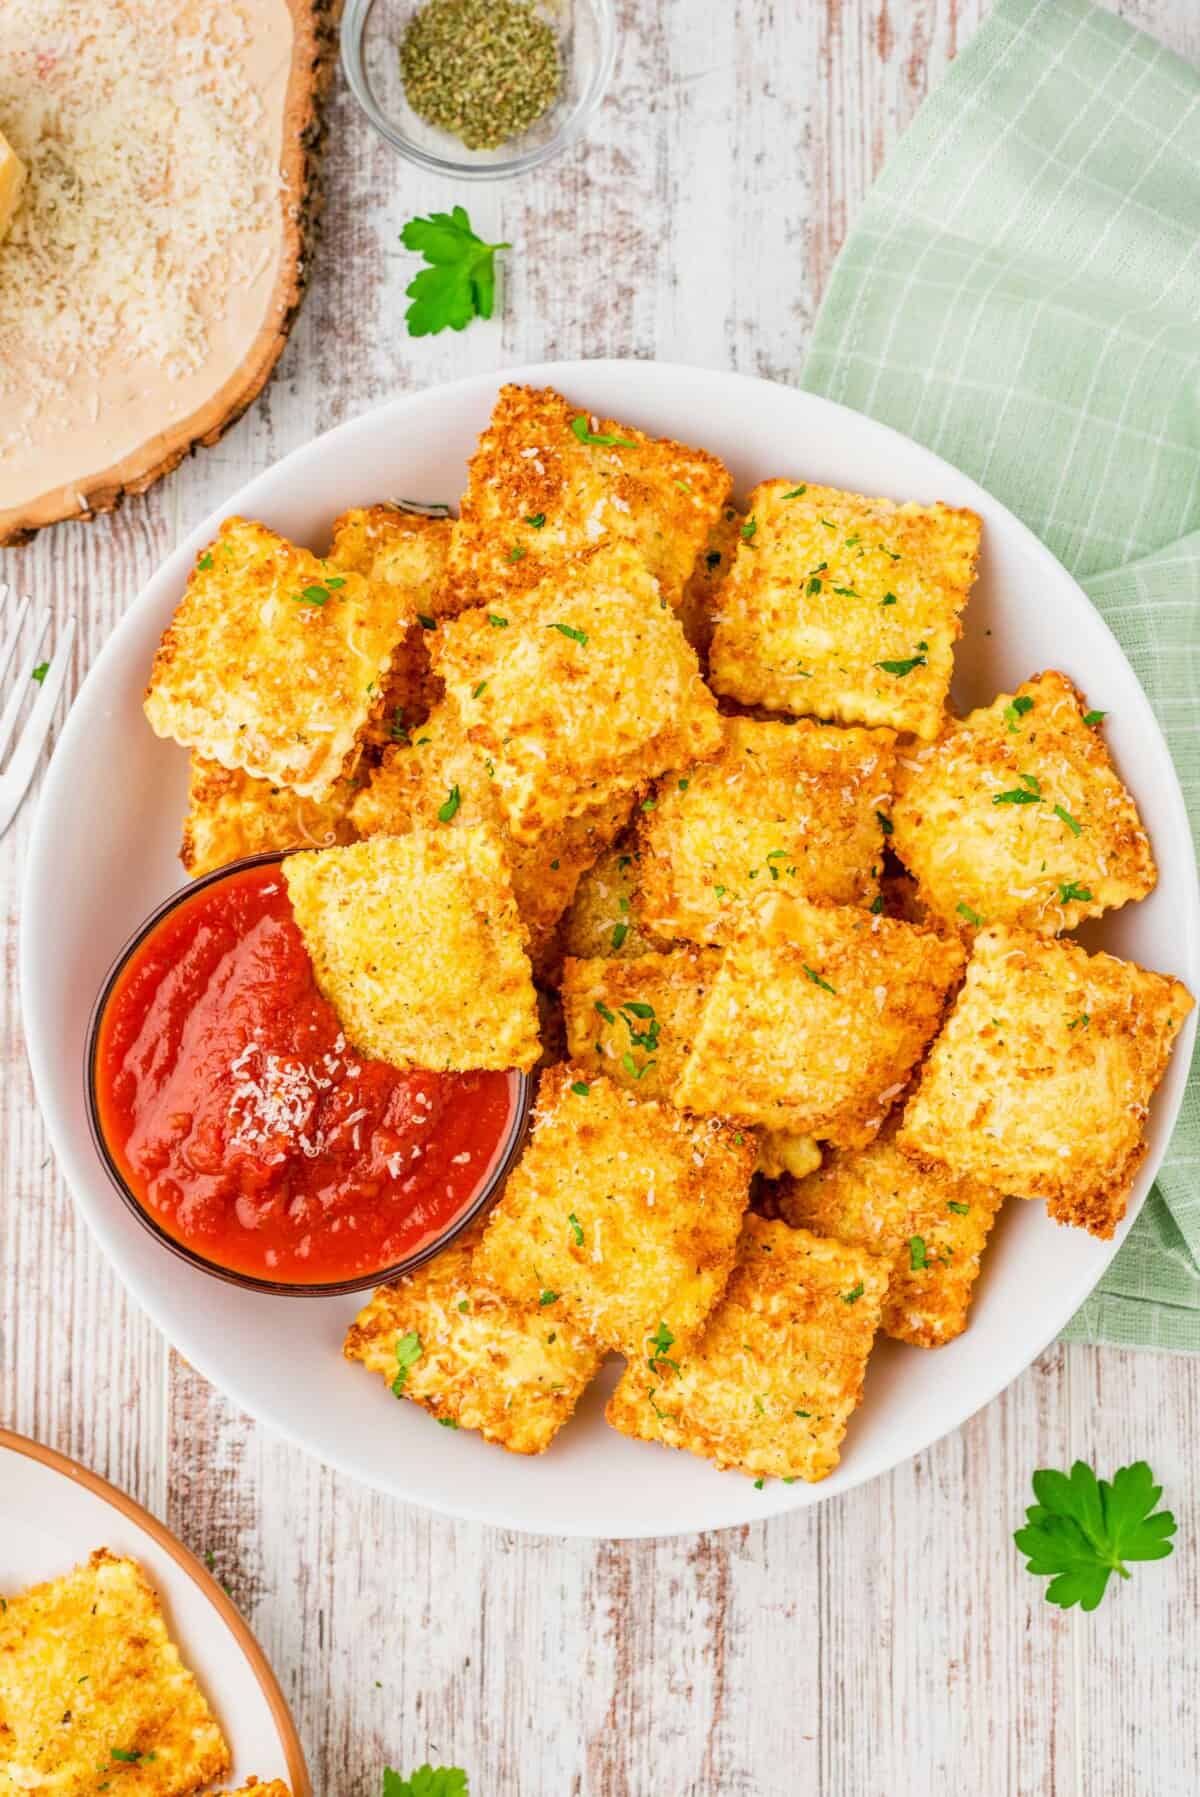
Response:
[0, 0, 284, 461]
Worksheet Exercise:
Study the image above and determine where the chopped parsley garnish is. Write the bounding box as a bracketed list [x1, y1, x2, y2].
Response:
[1004, 695, 1035, 731]
[1067, 1013, 1091, 1031]
[197, 552, 213, 571]
[1018, 772, 1041, 794]
[1082, 709, 1106, 727]
[880, 592, 898, 606]
[806, 575, 823, 595]
[1054, 803, 1082, 835]
[571, 1080, 591, 1097]
[648, 1320, 678, 1373]
[392, 1331, 422, 1397]
[457, 1299, 470, 1312]
[841, 1282, 865, 1305]
[390, 706, 408, 741]
[294, 584, 331, 606]
[741, 517, 758, 543]
[487, 613, 509, 628]
[524, 512, 546, 528]
[876, 810, 894, 836]
[31, 661, 49, 684]
[782, 485, 807, 498]
[870, 895, 885, 914]
[111, 1750, 143, 1763]
[832, 585, 859, 597]
[437, 784, 461, 822]
[993, 786, 1041, 806]
[507, 544, 527, 562]
[611, 922, 629, 951]
[641, 796, 657, 810]
[678, 777, 690, 791]
[909, 1235, 928, 1271]
[437, 1416, 459, 1428]
[803, 964, 836, 995]
[1014, 1459, 1175, 1611]
[594, 1000, 616, 1024]
[568, 1212, 584, 1246]
[472, 679, 488, 698]
[946, 1200, 970, 1215]
[548, 621, 588, 645]
[539, 1290, 559, 1306]
[570, 414, 636, 448]
[819, 517, 836, 530]
[956, 902, 985, 926]
[876, 651, 926, 677]
[622, 1051, 656, 1080]
[1059, 880, 1094, 904]
[417, 613, 437, 630]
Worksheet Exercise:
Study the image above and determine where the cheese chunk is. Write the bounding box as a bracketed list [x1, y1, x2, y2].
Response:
[0, 125, 26, 245]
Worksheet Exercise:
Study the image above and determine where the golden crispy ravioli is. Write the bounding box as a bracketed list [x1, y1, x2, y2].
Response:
[606, 1216, 888, 1483]
[636, 715, 895, 942]
[673, 896, 965, 1145]
[283, 826, 541, 1072]
[561, 838, 674, 960]
[329, 506, 456, 752]
[349, 705, 631, 978]
[708, 479, 980, 740]
[180, 755, 357, 877]
[144, 517, 407, 797]
[0, 1548, 230, 1795]
[475, 1063, 756, 1357]
[890, 670, 1157, 937]
[433, 543, 722, 844]
[777, 1121, 1005, 1347]
[678, 503, 744, 660]
[898, 927, 1193, 1239]
[447, 383, 732, 614]
[561, 947, 724, 1103]
[344, 1221, 605, 1454]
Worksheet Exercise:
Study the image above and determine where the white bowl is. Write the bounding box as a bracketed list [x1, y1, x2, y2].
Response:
[21, 360, 1199, 1539]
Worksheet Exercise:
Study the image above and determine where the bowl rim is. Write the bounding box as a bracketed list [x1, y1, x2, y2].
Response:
[83, 847, 534, 1299]
[339, 0, 618, 179]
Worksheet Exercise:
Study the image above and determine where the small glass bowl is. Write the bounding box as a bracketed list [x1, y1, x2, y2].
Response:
[85, 850, 534, 1299]
[340, 0, 616, 179]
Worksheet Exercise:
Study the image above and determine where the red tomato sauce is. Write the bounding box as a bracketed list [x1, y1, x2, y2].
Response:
[92, 862, 520, 1286]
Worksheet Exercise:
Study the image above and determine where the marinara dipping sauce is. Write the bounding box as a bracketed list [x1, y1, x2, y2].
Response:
[90, 859, 524, 1290]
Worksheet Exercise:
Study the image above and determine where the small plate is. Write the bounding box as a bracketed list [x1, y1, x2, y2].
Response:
[21, 360, 1200, 1538]
[0, 1427, 310, 1792]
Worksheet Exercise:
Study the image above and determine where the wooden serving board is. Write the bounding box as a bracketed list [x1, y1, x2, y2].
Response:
[0, 0, 340, 547]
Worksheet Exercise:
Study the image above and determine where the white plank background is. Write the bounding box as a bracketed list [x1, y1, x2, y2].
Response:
[3, 2, 1199, 1791]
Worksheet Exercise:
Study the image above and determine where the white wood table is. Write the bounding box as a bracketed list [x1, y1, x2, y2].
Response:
[3, 3, 1198, 1790]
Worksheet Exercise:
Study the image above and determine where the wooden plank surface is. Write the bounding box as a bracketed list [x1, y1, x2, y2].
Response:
[3, 2, 1198, 1792]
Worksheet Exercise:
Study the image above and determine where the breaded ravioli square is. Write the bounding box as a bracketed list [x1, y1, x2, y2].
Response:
[0, 1548, 230, 1794]
[777, 1121, 1005, 1347]
[890, 670, 1156, 937]
[673, 896, 964, 1145]
[446, 383, 731, 614]
[561, 838, 674, 960]
[144, 517, 407, 797]
[433, 543, 722, 844]
[606, 1216, 888, 1483]
[898, 928, 1193, 1238]
[475, 1064, 756, 1356]
[344, 1222, 604, 1454]
[349, 704, 631, 978]
[708, 480, 980, 740]
[180, 755, 357, 877]
[284, 826, 540, 1072]
[561, 946, 724, 1103]
[636, 715, 895, 942]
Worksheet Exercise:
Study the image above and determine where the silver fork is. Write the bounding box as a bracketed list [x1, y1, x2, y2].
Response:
[0, 582, 76, 839]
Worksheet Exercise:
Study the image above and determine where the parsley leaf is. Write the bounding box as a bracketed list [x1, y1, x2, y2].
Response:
[946, 1200, 970, 1216]
[993, 787, 1041, 806]
[1014, 1460, 1176, 1611]
[1059, 880, 1094, 904]
[876, 810, 894, 836]
[570, 414, 636, 448]
[293, 585, 331, 606]
[400, 207, 508, 337]
[648, 1320, 678, 1374]
[197, 552, 214, 571]
[524, 513, 546, 528]
[802, 964, 836, 995]
[740, 517, 758, 543]
[568, 1212, 584, 1246]
[31, 661, 49, 684]
[1054, 803, 1082, 835]
[909, 1235, 928, 1271]
[782, 485, 807, 498]
[571, 1080, 590, 1097]
[392, 1332, 422, 1398]
[1082, 709, 1106, 727]
[487, 614, 508, 628]
[548, 621, 588, 646]
[594, 1000, 616, 1024]
[610, 921, 628, 951]
[1004, 694, 1034, 732]
[437, 784, 461, 823]
[383, 1766, 470, 1797]
[876, 653, 926, 677]
[539, 1290, 559, 1307]
[841, 1282, 864, 1305]
[956, 902, 985, 927]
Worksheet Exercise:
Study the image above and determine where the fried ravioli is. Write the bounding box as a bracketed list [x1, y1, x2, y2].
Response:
[606, 1216, 889, 1483]
[475, 1063, 756, 1357]
[890, 670, 1156, 936]
[180, 755, 357, 876]
[560, 946, 724, 1103]
[673, 895, 964, 1145]
[344, 1221, 605, 1454]
[897, 927, 1193, 1238]
[433, 542, 722, 844]
[284, 826, 541, 1072]
[777, 1121, 1006, 1347]
[561, 838, 674, 960]
[144, 517, 406, 796]
[636, 715, 895, 942]
[0, 1549, 230, 1795]
[446, 383, 731, 614]
[708, 479, 980, 740]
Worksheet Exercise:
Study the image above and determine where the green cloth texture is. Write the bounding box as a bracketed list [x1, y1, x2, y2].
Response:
[801, 0, 1200, 1352]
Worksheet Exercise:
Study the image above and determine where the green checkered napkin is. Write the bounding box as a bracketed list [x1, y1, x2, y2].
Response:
[802, 0, 1200, 1351]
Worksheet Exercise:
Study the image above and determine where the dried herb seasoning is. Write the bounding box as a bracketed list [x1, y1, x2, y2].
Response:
[400, 0, 561, 151]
